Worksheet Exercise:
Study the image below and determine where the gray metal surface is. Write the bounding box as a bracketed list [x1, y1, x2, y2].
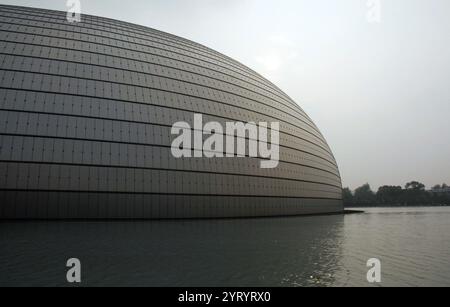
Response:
[0, 5, 342, 219]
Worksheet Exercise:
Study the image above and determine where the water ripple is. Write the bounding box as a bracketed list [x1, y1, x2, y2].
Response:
[0, 207, 449, 287]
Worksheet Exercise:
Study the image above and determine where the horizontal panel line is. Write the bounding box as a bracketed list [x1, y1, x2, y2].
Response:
[0, 6, 295, 102]
[0, 132, 341, 179]
[0, 160, 342, 189]
[0, 106, 339, 172]
[0, 83, 336, 163]
[0, 62, 329, 149]
[0, 188, 343, 201]
[0, 18, 300, 113]
[0, 38, 322, 145]
[0, 25, 316, 127]
[0, 9, 281, 93]
[0, 48, 322, 137]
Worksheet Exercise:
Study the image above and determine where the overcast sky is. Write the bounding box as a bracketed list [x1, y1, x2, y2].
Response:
[1, 0, 449, 190]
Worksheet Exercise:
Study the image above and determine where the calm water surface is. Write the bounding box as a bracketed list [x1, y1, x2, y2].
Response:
[1, 207, 450, 287]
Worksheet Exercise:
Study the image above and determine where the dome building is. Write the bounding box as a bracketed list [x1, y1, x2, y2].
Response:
[0, 5, 342, 219]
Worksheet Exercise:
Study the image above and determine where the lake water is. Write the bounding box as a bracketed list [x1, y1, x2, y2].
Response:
[1, 207, 450, 287]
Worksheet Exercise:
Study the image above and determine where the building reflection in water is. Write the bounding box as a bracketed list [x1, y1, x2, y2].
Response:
[0, 215, 345, 287]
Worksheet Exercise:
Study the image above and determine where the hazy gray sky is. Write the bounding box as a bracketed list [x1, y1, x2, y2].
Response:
[1, 0, 449, 190]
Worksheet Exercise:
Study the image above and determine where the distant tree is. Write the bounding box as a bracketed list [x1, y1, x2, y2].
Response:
[405, 181, 425, 191]
[341, 181, 450, 208]
[342, 188, 354, 207]
[430, 183, 450, 206]
[403, 181, 430, 206]
[354, 184, 376, 205]
[445, 187, 450, 205]
[377, 186, 403, 205]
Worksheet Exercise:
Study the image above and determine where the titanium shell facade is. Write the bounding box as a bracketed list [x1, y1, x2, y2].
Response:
[0, 5, 343, 219]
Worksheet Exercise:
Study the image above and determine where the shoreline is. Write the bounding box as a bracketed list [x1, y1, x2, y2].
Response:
[345, 205, 450, 209]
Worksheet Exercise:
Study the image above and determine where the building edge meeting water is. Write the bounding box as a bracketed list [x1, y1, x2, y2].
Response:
[0, 5, 343, 219]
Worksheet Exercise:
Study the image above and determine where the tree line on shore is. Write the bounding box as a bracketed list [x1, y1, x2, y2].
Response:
[343, 182, 450, 207]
